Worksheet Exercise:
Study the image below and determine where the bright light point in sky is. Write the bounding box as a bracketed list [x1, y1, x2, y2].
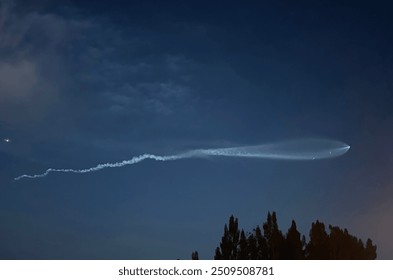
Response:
[3, 138, 11, 143]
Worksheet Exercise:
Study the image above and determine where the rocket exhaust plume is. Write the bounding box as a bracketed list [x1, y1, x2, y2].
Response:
[14, 139, 350, 180]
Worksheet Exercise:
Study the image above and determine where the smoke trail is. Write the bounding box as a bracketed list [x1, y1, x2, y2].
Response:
[14, 139, 350, 180]
[14, 154, 186, 180]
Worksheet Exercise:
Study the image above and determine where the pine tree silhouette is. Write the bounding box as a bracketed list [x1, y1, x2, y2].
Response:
[211, 212, 377, 260]
[306, 220, 329, 259]
[191, 251, 199, 260]
[283, 220, 304, 259]
[214, 215, 239, 259]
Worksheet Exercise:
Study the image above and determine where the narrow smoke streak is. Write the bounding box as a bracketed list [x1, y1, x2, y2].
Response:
[14, 139, 350, 180]
[14, 154, 186, 180]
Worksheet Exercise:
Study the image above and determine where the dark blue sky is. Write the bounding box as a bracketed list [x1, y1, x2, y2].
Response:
[1, 0, 393, 259]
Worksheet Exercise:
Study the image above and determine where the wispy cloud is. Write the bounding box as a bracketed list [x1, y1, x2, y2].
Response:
[0, 0, 258, 161]
[0, 60, 37, 100]
[0, 0, 93, 128]
[106, 81, 194, 116]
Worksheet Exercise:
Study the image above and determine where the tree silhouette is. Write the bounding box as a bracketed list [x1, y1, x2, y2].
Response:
[283, 220, 304, 259]
[263, 212, 285, 259]
[191, 251, 199, 260]
[212, 212, 376, 260]
[249, 225, 268, 259]
[237, 230, 248, 260]
[327, 225, 377, 259]
[365, 239, 377, 260]
[214, 215, 239, 260]
[305, 220, 330, 259]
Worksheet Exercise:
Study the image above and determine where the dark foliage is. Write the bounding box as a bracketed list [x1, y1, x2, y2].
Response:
[214, 215, 239, 260]
[213, 212, 376, 260]
[191, 251, 199, 260]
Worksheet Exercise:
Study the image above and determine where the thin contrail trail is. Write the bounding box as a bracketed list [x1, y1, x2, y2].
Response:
[14, 139, 350, 181]
[14, 154, 186, 180]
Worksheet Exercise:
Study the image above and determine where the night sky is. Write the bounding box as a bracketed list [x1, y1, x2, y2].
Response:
[1, 0, 393, 259]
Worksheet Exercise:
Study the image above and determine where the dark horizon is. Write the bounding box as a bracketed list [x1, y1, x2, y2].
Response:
[1, 0, 393, 259]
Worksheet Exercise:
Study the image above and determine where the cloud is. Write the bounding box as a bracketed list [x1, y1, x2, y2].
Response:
[107, 81, 193, 116]
[0, 0, 226, 156]
[0, 60, 37, 100]
[0, 1, 93, 128]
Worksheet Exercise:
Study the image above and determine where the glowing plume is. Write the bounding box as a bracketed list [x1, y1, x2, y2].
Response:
[14, 139, 350, 180]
